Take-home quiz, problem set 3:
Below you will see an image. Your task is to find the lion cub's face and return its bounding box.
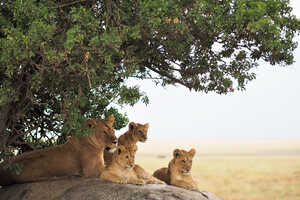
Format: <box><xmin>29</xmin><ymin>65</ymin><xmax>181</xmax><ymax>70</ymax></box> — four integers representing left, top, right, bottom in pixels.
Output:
<box><xmin>83</xmin><ymin>115</ymin><xmax>117</xmax><ymax>150</ymax></box>
<box><xmin>115</xmin><ymin>145</ymin><xmax>135</xmax><ymax>170</ymax></box>
<box><xmin>129</xmin><ymin>122</ymin><xmax>149</xmax><ymax>142</ymax></box>
<box><xmin>125</xmin><ymin>144</ymin><xmax>138</xmax><ymax>158</ymax></box>
<box><xmin>173</xmin><ymin>148</ymin><xmax>196</xmax><ymax>175</ymax></box>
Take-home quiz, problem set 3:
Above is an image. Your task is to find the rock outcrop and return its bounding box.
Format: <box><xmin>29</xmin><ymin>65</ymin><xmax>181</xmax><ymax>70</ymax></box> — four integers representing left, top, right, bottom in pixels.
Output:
<box><xmin>0</xmin><ymin>177</ymin><xmax>223</xmax><ymax>200</ymax></box>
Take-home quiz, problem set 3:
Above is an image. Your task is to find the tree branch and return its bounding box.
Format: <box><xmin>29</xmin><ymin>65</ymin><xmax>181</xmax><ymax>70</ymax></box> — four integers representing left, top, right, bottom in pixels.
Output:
<box><xmin>144</xmin><ymin>63</ymin><xmax>192</xmax><ymax>89</ymax></box>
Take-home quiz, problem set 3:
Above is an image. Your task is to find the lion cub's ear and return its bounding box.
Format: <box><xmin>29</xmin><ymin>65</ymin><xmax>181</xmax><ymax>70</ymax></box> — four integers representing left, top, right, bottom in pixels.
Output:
<box><xmin>83</xmin><ymin>118</ymin><xmax>97</xmax><ymax>129</ymax></box>
<box><xmin>189</xmin><ymin>148</ymin><xmax>196</xmax><ymax>158</ymax></box>
<box><xmin>105</xmin><ymin>115</ymin><xmax>115</xmax><ymax>127</ymax></box>
<box><xmin>144</xmin><ymin>123</ymin><xmax>149</xmax><ymax>129</ymax></box>
<box><xmin>173</xmin><ymin>149</ymin><xmax>181</xmax><ymax>158</ymax></box>
<box><xmin>129</xmin><ymin>122</ymin><xmax>137</xmax><ymax>131</ymax></box>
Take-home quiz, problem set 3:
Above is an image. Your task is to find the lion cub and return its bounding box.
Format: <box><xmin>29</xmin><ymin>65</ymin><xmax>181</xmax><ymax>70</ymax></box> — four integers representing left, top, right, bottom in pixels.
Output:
<box><xmin>100</xmin><ymin>145</ymin><xmax>145</xmax><ymax>185</ymax></box>
<box><xmin>103</xmin><ymin>122</ymin><xmax>148</xmax><ymax>165</ymax></box>
<box><xmin>153</xmin><ymin>148</ymin><xmax>199</xmax><ymax>191</ymax></box>
<box><xmin>110</xmin><ymin>122</ymin><xmax>164</xmax><ymax>184</ymax></box>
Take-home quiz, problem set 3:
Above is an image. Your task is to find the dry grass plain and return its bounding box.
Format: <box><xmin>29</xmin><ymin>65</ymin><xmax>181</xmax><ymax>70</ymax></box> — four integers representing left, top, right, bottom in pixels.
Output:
<box><xmin>135</xmin><ymin>139</ymin><xmax>300</xmax><ymax>200</ymax></box>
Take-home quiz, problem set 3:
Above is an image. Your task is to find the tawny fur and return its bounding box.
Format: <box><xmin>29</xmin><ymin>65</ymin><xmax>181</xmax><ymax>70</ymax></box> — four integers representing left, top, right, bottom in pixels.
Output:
<box><xmin>104</xmin><ymin>122</ymin><xmax>165</xmax><ymax>184</ymax></box>
<box><xmin>0</xmin><ymin>115</ymin><xmax>117</xmax><ymax>186</ymax></box>
<box><xmin>100</xmin><ymin>145</ymin><xmax>145</xmax><ymax>185</ymax></box>
<box><xmin>153</xmin><ymin>148</ymin><xmax>199</xmax><ymax>191</ymax></box>
<box><xmin>104</xmin><ymin>121</ymin><xmax>149</xmax><ymax>165</ymax></box>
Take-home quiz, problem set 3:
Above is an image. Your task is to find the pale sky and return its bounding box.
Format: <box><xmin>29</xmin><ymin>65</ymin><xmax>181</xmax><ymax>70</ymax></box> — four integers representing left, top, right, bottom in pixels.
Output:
<box><xmin>118</xmin><ymin>0</ymin><xmax>300</xmax><ymax>141</ymax></box>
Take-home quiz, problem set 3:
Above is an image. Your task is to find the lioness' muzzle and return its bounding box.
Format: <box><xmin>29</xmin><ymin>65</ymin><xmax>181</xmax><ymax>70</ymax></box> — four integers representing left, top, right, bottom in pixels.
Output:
<box><xmin>105</xmin><ymin>140</ymin><xmax>117</xmax><ymax>152</ymax></box>
<box><xmin>106</xmin><ymin>139</ymin><xmax>117</xmax><ymax>149</ymax></box>
<box><xmin>181</xmin><ymin>170</ymin><xmax>191</xmax><ymax>175</ymax></box>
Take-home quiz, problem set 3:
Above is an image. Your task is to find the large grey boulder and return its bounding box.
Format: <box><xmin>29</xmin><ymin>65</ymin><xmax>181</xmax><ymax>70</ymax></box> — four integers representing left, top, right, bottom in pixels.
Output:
<box><xmin>0</xmin><ymin>177</ymin><xmax>223</xmax><ymax>200</ymax></box>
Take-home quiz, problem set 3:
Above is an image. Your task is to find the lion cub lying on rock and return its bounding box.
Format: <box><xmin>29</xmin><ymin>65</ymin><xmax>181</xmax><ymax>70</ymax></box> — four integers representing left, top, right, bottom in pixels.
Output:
<box><xmin>153</xmin><ymin>148</ymin><xmax>199</xmax><ymax>191</ymax></box>
<box><xmin>104</xmin><ymin>122</ymin><xmax>165</xmax><ymax>184</ymax></box>
<box><xmin>100</xmin><ymin>145</ymin><xmax>145</xmax><ymax>185</ymax></box>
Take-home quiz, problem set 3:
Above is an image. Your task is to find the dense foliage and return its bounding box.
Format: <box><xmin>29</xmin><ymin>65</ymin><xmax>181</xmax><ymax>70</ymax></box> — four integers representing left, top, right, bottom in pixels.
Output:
<box><xmin>0</xmin><ymin>0</ymin><xmax>299</xmax><ymax>163</ymax></box>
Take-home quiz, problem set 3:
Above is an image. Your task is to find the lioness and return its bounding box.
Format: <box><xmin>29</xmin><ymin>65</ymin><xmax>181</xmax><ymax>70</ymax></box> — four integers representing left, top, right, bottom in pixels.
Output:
<box><xmin>0</xmin><ymin>115</ymin><xmax>117</xmax><ymax>186</ymax></box>
<box><xmin>104</xmin><ymin>122</ymin><xmax>165</xmax><ymax>184</ymax></box>
<box><xmin>153</xmin><ymin>148</ymin><xmax>199</xmax><ymax>191</ymax></box>
<box><xmin>100</xmin><ymin>145</ymin><xmax>145</xmax><ymax>185</ymax></box>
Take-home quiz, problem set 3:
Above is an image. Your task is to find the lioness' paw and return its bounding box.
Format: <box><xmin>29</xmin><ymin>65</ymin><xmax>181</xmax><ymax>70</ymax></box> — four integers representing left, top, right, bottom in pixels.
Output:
<box><xmin>156</xmin><ymin>179</ymin><xmax>166</xmax><ymax>184</ymax></box>
<box><xmin>133</xmin><ymin>179</ymin><xmax>146</xmax><ymax>185</ymax></box>
<box><xmin>147</xmin><ymin>179</ymin><xmax>166</xmax><ymax>184</ymax></box>
<box><xmin>113</xmin><ymin>179</ymin><xmax>127</xmax><ymax>184</ymax></box>
<box><xmin>119</xmin><ymin>181</ymin><xmax>127</xmax><ymax>184</ymax></box>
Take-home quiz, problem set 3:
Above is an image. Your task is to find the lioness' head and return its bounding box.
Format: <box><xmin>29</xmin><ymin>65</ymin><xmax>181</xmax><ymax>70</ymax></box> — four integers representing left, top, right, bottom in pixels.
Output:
<box><xmin>114</xmin><ymin>145</ymin><xmax>135</xmax><ymax>170</ymax></box>
<box><xmin>128</xmin><ymin>122</ymin><xmax>149</xmax><ymax>142</ymax></box>
<box><xmin>173</xmin><ymin>148</ymin><xmax>196</xmax><ymax>175</ymax></box>
<box><xmin>83</xmin><ymin>115</ymin><xmax>117</xmax><ymax>151</ymax></box>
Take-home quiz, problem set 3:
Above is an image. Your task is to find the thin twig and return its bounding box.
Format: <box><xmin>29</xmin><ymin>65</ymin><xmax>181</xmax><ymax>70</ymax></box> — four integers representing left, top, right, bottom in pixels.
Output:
<box><xmin>54</xmin><ymin>0</ymin><xmax>87</xmax><ymax>8</ymax></box>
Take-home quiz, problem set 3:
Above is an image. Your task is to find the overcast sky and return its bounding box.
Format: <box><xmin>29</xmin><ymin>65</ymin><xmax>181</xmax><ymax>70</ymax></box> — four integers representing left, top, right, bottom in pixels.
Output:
<box><xmin>118</xmin><ymin>0</ymin><xmax>300</xmax><ymax>140</ymax></box>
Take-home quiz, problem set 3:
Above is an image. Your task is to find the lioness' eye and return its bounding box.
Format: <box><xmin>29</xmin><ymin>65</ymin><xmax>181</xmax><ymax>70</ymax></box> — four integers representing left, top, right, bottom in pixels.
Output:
<box><xmin>126</xmin><ymin>155</ymin><xmax>129</xmax><ymax>159</ymax></box>
<box><xmin>182</xmin><ymin>160</ymin><xmax>186</xmax><ymax>163</ymax></box>
<box><xmin>104</xmin><ymin>131</ymin><xmax>108</xmax><ymax>135</ymax></box>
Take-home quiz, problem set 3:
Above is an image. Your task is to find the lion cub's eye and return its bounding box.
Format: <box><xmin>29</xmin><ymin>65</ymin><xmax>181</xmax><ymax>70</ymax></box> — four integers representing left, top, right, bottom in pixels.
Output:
<box><xmin>182</xmin><ymin>160</ymin><xmax>186</xmax><ymax>164</ymax></box>
<box><xmin>138</xmin><ymin>130</ymin><xmax>143</xmax><ymax>134</ymax></box>
<box><xmin>104</xmin><ymin>131</ymin><xmax>108</xmax><ymax>135</ymax></box>
<box><xmin>126</xmin><ymin>155</ymin><xmax>129</xmax><ymax>159</ymax></box>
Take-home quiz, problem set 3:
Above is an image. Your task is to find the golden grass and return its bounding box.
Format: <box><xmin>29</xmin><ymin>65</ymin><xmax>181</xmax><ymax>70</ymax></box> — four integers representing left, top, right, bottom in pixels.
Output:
<box><xmin>136</xmin><ymin>155</ymin><xmax>300</xmax><ymax>200</ymax></box>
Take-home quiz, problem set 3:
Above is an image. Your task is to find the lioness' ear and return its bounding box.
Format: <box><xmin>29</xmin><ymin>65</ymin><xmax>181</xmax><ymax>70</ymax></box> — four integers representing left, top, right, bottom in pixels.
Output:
<box><xmin>144</xmin><ymin>123</ymin><xmax>149</xmax><ymax>129</ymax></box>
<box><xmin>118</xmin><ymin>145</ymin><xmax>126</xmax><ymax>155</ymax></box>
<box><xmin>129</xmin><ymin>122</ymin><xmax>136</xmax><ymax>131</ymax></box>
<box><xmin>189</xmin><ymin>148</ymin><xmax>196</xmax><ymax>158</ymax></box>
<box><xmin>105</xmin><ymin>115</ymin><xmax>115</xmax><ymax>127</ymax></box>
<box><xmin>173</xmin><ymin>149</ymin><xmax>181</xmax><ymax>158</ymax></box>
<box><xmin>118</xmin><ymin>148</ymin><xmax>122</xmax><ymax>155</ymax></box>
<box><xmin>83</xmin><ymin>118</ymin><xmax>97</xmax><ymax>129</ymax></box>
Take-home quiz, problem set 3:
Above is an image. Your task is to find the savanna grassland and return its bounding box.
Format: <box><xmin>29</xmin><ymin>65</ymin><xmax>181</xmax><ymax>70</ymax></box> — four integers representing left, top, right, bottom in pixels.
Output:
<box><xmin>135</xmin><ymin>139</ymin><xmax>300</xmax><ymax>200</ymax></box>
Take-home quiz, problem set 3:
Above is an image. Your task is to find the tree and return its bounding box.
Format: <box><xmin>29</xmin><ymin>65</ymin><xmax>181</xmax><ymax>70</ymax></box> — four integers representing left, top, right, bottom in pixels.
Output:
<box><xmin>0</xmin><ymin>0</ymin><xmax>299</xmax><ymax>164</ymax></box>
